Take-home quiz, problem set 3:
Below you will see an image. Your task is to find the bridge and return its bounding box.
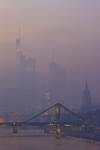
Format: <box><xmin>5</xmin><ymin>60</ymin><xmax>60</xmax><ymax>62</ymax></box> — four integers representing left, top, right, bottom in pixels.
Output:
<box><xmin>0</xmin><ymin>103</ymin><xmax>100</xmax><ymax>140</ymax></box>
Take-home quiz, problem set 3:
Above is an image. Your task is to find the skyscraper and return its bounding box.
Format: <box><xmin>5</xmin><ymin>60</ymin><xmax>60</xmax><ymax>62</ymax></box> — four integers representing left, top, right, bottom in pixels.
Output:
<box><xmin>49</xmin><ymin>62</ymin><xmax>67</xmax><ymax>104</ymax></box>
<box><xmin>81</xmin><ymin>82</ymin><xmax>92</xmax><ymax>112</ymax></box>
<box><xmin>16</xmin><ymin>34</ymin><xmax>24</xmax><ymax>75</ymax></box>
<box><xmin>15</xmin><ymin>34</ymin><xmax>38</xmax><ymax>113</ymax></box>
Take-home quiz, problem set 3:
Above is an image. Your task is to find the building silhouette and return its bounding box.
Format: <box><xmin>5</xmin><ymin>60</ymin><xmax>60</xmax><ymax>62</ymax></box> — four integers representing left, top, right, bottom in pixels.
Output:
<box><xmin>49</xmin><ymin>62</ymin><xmax>67</xmax><ymax>104</ymax></box>
<box><xmin>81</xmin><ymin>82</ymin><xmax>92</xmax><ymax>112</ymax></box>
<box><xmin>15</xmin><ymin>36</ymin><xmax>38</xmax><ymax>113</ymax></box>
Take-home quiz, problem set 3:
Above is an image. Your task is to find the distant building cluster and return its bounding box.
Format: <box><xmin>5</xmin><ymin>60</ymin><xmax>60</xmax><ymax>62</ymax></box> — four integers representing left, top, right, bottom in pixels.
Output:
<box><xmin>0</xmin><ymin>35</ymin><xmax>96</xmax><ymax>118</ymax></box>
<box><xmin>14</xmin><ymin>35</ymin><xmax>69</xmax><ymax>113</ymax></box>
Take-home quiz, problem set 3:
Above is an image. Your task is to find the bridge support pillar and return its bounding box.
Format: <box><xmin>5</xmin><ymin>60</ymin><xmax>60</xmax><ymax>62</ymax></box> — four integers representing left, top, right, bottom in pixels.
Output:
<box><xmin>55</xmin><ymin>126</ymin><xmax>62</xmax><ymax>138</ymax></box>
<box><xmin>54</xmin><ymin>104</ymin><xmax>62</xmax><ymax>138</ymax></box>
<box><xmin>12</xmin><ymin>122</ymin><xmax>18</xmax><ymax>134</ymax></box>
<box><xmin>55</xmin><ymin>103</ymin><xmax>61</xmax><ymax>122</ymax></box>
<box><xmin>44</xmin><ymin>126</ymin><xmax>50</xmax><ymax>134</ymax></box>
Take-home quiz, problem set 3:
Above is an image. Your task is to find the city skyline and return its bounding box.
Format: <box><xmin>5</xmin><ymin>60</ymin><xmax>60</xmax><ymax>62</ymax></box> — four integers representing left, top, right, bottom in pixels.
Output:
<box><xmin>0</xmin><ymin>0</ymin><xmax>100</xmax><ymax>111</ymax></box>
<box><xmin>0</xmin><ymin>1</ymin><xmax>100</xmax><ymax>149</ymax></box>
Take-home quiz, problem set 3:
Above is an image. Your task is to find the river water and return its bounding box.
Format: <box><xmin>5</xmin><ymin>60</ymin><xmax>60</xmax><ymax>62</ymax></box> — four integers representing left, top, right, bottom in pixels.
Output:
<box><xmin>0</xmin><ymin>128</ymin><xmax>100</xmax><ymax>150</ymax></box>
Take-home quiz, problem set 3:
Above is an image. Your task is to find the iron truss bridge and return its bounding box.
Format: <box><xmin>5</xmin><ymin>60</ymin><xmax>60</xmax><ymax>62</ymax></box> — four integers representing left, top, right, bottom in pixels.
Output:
<box><xmin>0</xmin><ymin>103</ymin><xmax>100</xmax><ymax>141</ymax></box>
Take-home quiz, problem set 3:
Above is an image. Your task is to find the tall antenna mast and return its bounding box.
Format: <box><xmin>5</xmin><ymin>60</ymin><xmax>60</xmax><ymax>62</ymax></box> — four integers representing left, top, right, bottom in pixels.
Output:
<box><xmin>18</xmin><ymin>26</ymin><xmax>21</xmax><ymax>40</ymax></box>
<box><xmin>51</xmin><ymin>48</ymin><xmax>56</xmax><ymax>63</ymax></box>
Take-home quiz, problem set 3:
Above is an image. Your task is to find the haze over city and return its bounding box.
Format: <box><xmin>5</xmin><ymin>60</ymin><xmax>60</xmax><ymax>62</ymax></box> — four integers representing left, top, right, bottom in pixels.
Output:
<box><xmin>0</xmin><ymin>0</ymin><xmax>100</xmax><ymax>114</ymax></box>
<box><xmin>1</xmin><ymin>1</ymin><xmax>100</xmax><ymax>150</ymax></box>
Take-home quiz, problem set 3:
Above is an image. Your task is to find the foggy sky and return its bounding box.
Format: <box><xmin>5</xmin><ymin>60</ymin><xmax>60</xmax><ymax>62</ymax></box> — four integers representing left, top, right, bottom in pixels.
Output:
<box><xmin>0</xmin><ymin>0</ymin><xmax>100</xmax><ymax>109</ymax></box>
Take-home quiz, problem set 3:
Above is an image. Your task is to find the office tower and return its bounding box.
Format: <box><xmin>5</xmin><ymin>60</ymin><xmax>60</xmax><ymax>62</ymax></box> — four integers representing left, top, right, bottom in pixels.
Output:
<box><xmin>49</xmin><ymin>62</ymin><xmax>67</xmax><ymax>104</ymax></box>
<box><xmin>81</xmin><ymin>82</ymin><xmax>92</xmax><ymax>112</ymax></box>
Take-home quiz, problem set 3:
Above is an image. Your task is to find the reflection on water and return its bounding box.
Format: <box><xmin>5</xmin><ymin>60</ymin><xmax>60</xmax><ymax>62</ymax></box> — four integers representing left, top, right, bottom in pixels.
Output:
<box><xmin>0</xmin><ymin>128</ymin><xmax>100</xmax><ymax>150</ymax></box>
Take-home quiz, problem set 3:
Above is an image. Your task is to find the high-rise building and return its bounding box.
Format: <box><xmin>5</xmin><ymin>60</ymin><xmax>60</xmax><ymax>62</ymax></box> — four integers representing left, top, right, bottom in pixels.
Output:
<box><xmin>15</xmin><ymin>35</ymin><xmax>38</xmax><ymax>113</ymax></box>
<box><xmin>2</xmin><ymin>33</ymin><xmax>39</xmax><ymax>114</ymax></box>
<box><xmin>81</xmin><ymin>82</ymin><xmax>92</xmax><ymax>112</ymax></box>
<box><xmin>49</xmin><ymin>62</ymin><xmax>67</xmax><ymax>104</ymax></box>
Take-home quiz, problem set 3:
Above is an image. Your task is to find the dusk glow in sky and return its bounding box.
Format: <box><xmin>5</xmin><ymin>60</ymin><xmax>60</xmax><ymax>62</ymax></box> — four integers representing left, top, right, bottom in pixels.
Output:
<box><xmin>0</xmin><ymin>0</ymin><xmax>100</xmax><ymax>108</ymax></box>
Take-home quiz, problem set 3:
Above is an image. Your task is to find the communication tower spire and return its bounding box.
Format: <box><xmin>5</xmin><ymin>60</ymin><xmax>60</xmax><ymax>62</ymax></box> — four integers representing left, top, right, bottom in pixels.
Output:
<box><xmin>16</xmin><ymin>26</ymin><xmax>22</xmax><ymax>53</ymax></box>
